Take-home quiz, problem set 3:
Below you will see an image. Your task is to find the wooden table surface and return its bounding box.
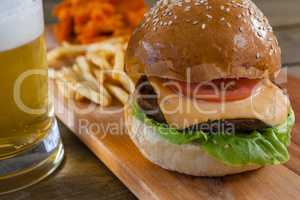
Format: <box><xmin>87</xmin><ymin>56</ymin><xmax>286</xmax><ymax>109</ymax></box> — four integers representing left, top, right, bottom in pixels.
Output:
<box><xmin>1</xmin><ymin>0</ymin><xmax>300</xmax><ymax>200</ymax></box>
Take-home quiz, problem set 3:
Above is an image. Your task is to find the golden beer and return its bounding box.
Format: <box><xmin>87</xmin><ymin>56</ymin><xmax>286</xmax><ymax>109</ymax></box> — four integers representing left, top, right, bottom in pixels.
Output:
<box><xmin>0</xmin><ymin>36</ymin><xmax>51</xmax><ymax>157</ymax></box>
<box><xmin>0</xmin><ymin>0</ymin><xmax>64</xmax><ymax>194</ymax></box>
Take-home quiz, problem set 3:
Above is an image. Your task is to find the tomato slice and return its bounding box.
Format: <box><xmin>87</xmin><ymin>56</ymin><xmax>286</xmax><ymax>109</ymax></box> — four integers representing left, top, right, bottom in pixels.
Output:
<box><xmin>166</xmin><ymin>78</ymin><xmax>261</xmax><ymax>102</ymax></box>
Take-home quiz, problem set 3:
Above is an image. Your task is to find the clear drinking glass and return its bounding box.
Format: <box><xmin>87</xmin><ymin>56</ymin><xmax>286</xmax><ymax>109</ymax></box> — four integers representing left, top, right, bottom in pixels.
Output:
<box><xmin>0</xmin><ymin>0</ymin><xmax>64</xmax><ymax>194</ymax></box>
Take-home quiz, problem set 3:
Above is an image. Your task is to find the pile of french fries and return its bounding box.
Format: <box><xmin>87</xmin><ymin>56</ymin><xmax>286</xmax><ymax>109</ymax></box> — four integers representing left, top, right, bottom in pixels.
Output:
<box><xmin>48</xmin><ymin>37</ymin><xmax>135</xmax><ymax>106</ymax></box>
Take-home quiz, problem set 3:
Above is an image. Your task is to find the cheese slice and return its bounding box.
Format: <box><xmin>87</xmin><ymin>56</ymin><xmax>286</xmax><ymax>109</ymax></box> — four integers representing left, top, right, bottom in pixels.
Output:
<box><xmin>148</xmin><ymin>77</ymin><xmax>290</xmax><ymax>129</ymax></box>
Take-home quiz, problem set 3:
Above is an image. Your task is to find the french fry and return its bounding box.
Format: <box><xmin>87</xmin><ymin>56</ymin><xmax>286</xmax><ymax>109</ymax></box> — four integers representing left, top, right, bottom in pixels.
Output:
<box><xmin>53</xmin><ymin>68</ymin><xmax>78</xmax><ymax>99</ymax></box>
<box><xmin>87</xmin><ymin>43</ymin><xmax>117</xmax><ymax>53</ymax></box>
<box><xmin>47</xmin><ymin>47</ymin><xmax>65</xmax><ymax>64</ymax></box>
<box><xmin>87</xmin><ymin>37</ymin><xmax>125</xmax><ymax>52</ymax></box>
<box><xmin>60</xmin><ymin>67</ymin><xmax>80</xmax><ymax>83</ymax></box>
<box><xmin>106</xmin><ymin>84</ymin><xmax>129</xmax><ymax>105</ymax></box>
<box><xmin>47</xmin><ymin>44</ymin><xmax>87</xmax><ymax>65</ymax></box>
<box><xmin>74</xmin><ymin>60</ymin><xmax>113</xmax><ymax>105</ymax></box>
<box><xmin>73</xmin><ymin>82</ymin><xmax>111</xmax><ymax>106</ymax></box>
<box><xmin>56</xmin><ymin>79</ymin><xmax>75</xmax><ymax>99</ymax></box>
<box><xmin>94</xmin><ymin>70</ymin><xmax>106</xmax><ymax>85</ymax></box>
<box><xmin>74</xmin><ymin>91</ymin><xmax>85</xmax><ymax>101</ymax></box>
<box><xmin>49</xmin><ymin>36</ymin><xmax>135</xmax><ymax>106</ymax></box>
<box><xmin>55</xmin><ymin>69</ymin><xmax>112</xmax><ymax>106</ymax></box>
<box><xmin>62</xmin><ymin>41</ymin><xmax>89</xmax><ymax>51</ymax></box>
<box><xmin>85</xmin><ymin>79</ymin><xmax>112</xmax><ymax>105</ymax></box>
<box><xmin>72</xmin><ymin>64</ymin><xmax>83</xmax><ymax>79</ymax></box>
<box><xmin>86</xmin><ymin>52</ymin><xmax>112</xmax><ymax>69</ymax></box>
<box><xmin>113</xmin><ymin>46</ymin><xmax>125</xmax><ymax>72</ymax></box>
<box><xmin>75</xmin><ymin>57</ymin><xmax>99</xmax><ymax>88</ymax></box>
<box><xmin>105</xmin><ymin>70</ymin><xmax>135</xmax><ymax>94</ymax></box>
<box><xmin>76</xmin><ymin>56</ymin><xmax>90</xmax><ymax>72</ymax></box>
<box><xmin>48</xmin><ymin>68</ymin><xmax>56</xmax><ymax>79</ymax></box>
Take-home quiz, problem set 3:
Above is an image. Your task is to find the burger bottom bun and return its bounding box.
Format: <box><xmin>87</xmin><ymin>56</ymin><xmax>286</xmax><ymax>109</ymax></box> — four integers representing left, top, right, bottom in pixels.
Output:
<box><xmin>124</xmin><ymin>105</ymin><xmax>261</xmax><ymax>177</ymax></box>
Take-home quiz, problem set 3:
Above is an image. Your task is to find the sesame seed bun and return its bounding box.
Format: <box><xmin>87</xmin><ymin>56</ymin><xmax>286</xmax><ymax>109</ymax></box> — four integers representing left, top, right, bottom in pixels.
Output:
<box><xmin>125</xmin><ymin>0</ymin><xmax>281</xmax><ymax>82</ymax></box>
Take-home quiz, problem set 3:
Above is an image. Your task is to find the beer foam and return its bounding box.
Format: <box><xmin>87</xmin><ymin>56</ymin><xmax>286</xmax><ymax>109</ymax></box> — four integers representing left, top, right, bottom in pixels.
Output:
<box><xmin>0</xmin><ymin>0</ymin><xmax>44</xmax><ymax>52</ymax></box>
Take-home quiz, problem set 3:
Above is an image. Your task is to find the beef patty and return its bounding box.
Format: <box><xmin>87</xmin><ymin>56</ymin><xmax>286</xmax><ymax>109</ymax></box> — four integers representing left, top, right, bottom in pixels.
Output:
<box><xmin>136</xmin><ymin>76</ymin><xmax>270</xmax><ymax>133</ymax></box>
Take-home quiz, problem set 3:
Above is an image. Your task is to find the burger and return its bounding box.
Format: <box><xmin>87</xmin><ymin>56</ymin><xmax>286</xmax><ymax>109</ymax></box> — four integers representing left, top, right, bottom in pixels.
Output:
<box><xmin>124</xmin><ymin>0</ymin><xmax>295</xmax><ymax>176</ymax></box>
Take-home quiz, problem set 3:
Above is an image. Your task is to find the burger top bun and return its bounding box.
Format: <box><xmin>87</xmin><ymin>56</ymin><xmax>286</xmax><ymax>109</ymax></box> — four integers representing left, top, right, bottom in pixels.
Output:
<box><xmin>125</xmin><ymin>0</ymin><xmax>281</xmax><ymax>82</ymax></box>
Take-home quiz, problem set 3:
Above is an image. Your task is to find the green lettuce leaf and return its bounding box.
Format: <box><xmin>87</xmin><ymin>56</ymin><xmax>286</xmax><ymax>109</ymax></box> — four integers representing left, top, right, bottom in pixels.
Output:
<box><xmin>132</xmin><ymin>104</ymin><xmax>295</xmax><ymax>166</ymax></box>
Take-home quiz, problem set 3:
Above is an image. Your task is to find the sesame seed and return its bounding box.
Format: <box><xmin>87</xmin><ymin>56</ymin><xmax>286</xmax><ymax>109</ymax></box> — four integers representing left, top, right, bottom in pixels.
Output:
<box><xmin>220</xmin><ymin>5</ymin><xmax>225</xmax><ymax>10</ymax></box>
<box><xmin>271</xmin><ymin>45</ymin><xmax>274</xmax><ymax>50</ymax></box>
<box><xmin>193</xmin><ymin>21</ymin><xmax>199</xmax><ymax>25</ymax></box>
<box><xmin>226</xmin><ymin>8</ymin><xmax>231</xmax><ymax>12</ymax></box>
<box><xmin>220</xmin><ymin>17</ymin><xmax>225</xmax><ymax>21</ymax></box>
<box><xmin>249</xmin><ymin>8</ymin><xmax>254</xmax><ymax>15</ymax></box>
<box><xmin>257</xmin><ymin>18</ymin><xmax>263</xmax><ymax>23</ymax></box>
<box><xmin>256</xmin><ymin>53</ymin><xmax>261</xmax><ymax>59</ymax></box>
<box><xmin>227</xmin><ymin>22</ymin><xmax>232</xmax><ymax>27</ymax></box>
<box><xmin>239</xmin><ymin>27</ymin><xmax>243</xmax><ymax>32</ymax></box>
<box><xmin>202</xmin><ymin>23</ymin><xmax>206</xmax><ymax>29</ymax></box>
<box><xmin>184</xmin><ymin>6</ymin><xmax>191</xmax><ymax>11</ymax></box>
<box><xmin>224</xmin><ymin>144</ymin><xmax>230</xmax><ymax>149</ymax></box>
<box><xmin>257</xmin><ymin>32</ymin><xmax>263</xmax><ymax>38</ymax></box>
<box><xmin>168</xmin><ymin>21</ymin><xmax>173</xmax><ymax>25</ymax></box>
<box><xmin>207</xmin><ymin>14</ymin><xmax>212</xmax><ymax>19</ymax></box>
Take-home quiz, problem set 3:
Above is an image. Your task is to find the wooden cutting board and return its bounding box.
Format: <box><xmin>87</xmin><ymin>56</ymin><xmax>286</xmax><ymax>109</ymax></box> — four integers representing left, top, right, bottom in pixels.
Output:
<box><xmin>47</xmin><ymin>29</ymin><xmax>300</xmax><ymax>200</ymax></box>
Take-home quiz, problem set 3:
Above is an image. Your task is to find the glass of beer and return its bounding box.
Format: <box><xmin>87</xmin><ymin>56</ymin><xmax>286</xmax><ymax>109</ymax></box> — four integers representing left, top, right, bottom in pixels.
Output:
<box><xmin>0</xmin><ymin>0</ymin><xmax>64</xmax><ymax>194</ymax></box>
